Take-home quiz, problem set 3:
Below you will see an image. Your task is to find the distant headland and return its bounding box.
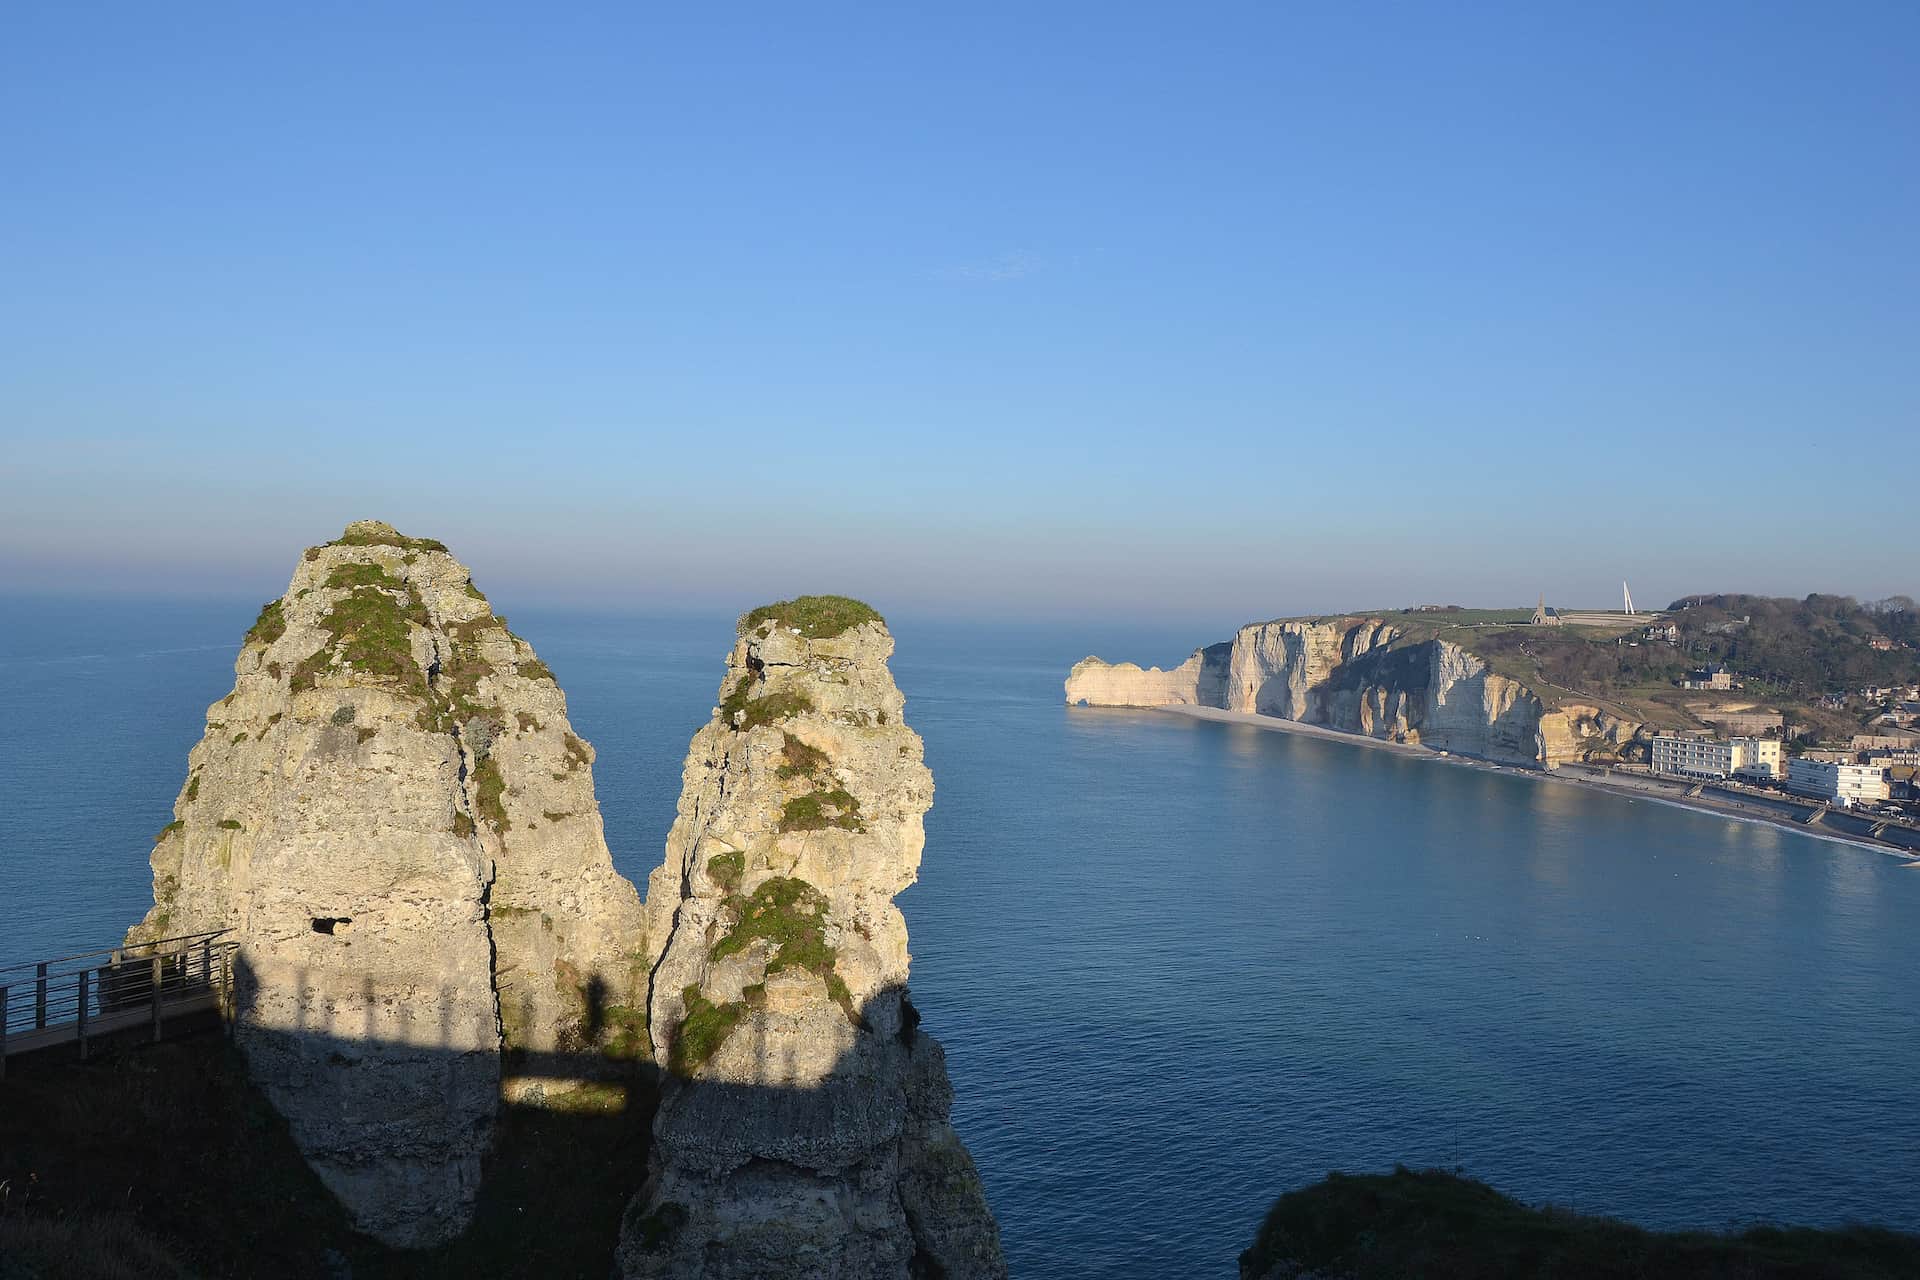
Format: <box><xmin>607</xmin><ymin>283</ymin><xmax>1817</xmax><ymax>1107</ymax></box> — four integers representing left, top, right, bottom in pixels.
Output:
<box><xmin>1067</xmin><ymin>596</ymin><xmax>1920</xmax><ymax>857</ymax></box>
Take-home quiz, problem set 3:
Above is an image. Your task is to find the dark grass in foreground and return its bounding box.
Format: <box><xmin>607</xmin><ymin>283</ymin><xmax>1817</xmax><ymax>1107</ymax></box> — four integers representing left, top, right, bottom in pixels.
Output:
<box><xmin>1241</xmin><ymin>1167</ymin><xmax>1920</xmax><ymax>1279</ymax></box>
<box><xmin>0</xmin><ymin>1033</ymin><xmax>656</xmax><ymax>1278</ymax></box>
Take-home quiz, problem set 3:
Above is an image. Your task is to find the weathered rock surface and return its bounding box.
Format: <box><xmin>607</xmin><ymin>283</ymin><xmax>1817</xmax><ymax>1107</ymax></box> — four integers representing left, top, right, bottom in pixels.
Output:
<box><xmin>126</xmin><ymin>521</ymin><xmax>645</xmax><ymax>1246</ymax></box>
<box><xmin>1067</xmin><ymin>617</ymin><xmax>1641</xmax><ymax>768</ymax></box>
<box><xmin>618</xmin><ymin>601</ymin><xmax>1004</xmax><ymax>1279</ymax></box>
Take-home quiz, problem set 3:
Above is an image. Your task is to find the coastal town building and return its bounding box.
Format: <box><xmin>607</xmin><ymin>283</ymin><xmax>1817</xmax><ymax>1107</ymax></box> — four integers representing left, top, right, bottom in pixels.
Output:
<box><xmin>1863</xmin><ymin>747</ymin><xmax>1920</xmax><ymax>767</ymax></box>
<box><xmin>1679</xmin><ymin>665</ymin><xmax>1737</xmax><ymax>691</ymax></box>
<box><xmin>1852</xmin><ymin>732</ymin><xmax>1920</xmax><ymax>751</ymax></box>
<box><xmin>1650</xmin><ymin>733</ymin><xmax>1782</xmax><ymax>781</ymax></box>
<box><xmin>1702</xmin><ymin>710</ymin><xmax>1784</xmax><ymax>736</ymax></box>
<box><xmin>1531</xmin><ymin>595</ymin><xmax>1561</xmax><ymax>626</ymax></box>
<box><xmin>1785</xmin><ymin>758</ymin><xmax>1891</xmax><ymax>808</ymax></box>
<box><xmin>1799</xmin><ymin>748</ymin><xmax>1858</xmax><ymax>764</ymax></box>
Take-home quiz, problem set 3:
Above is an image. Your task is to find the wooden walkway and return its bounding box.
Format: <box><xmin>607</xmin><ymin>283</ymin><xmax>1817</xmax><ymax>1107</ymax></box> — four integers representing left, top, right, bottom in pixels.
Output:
<box><xmin>0</xmin><ymin>930</ymin><xmax>236</xmax><ymax>1076</ymax></box>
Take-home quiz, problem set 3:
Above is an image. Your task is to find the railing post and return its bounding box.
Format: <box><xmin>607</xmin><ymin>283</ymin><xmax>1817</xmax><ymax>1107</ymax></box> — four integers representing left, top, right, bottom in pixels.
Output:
<box><xmin>202</xmin><ymin>938</ymin><xmax>213</xmax><ymax>988</ymax></box>
<box><xmin>77</xmin><ymin>969</ymin><xmax>90</xmax><ymax>1061</ymax></box>
<box><xmin>151</xmin><ymin>954</ymin><xmax>164</xmax><ymax>1042</ymax></box>
<box><xmin>35</xmin><ymin>962</ymin><xmax>47</xmax><ymax>1029</ymax></box>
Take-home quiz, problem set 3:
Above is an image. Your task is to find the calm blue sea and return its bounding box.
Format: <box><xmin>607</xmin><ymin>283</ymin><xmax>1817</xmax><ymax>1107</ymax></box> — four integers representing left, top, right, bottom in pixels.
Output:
<box><xmin>4</xmin><ymin>596</ymin><xmax>1919</xmax><ymax>1275</ymax></box>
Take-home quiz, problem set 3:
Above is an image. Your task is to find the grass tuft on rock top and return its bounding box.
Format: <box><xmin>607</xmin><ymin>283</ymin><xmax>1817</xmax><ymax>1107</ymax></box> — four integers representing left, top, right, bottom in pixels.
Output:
<box><xmin>329</xmin><ymin>523</ymin><xmax>448</xmax><ymax>553</ymax></box>
<box><xmin>670</xmin><ymin>985</ymin><xmax>747</xmax><ymax>1076</ymax></box>
<box><xmin>244</xmin><ymin>599</ymin><xmax>286</xmax><ymax>648</ymax></box>
<box><xmin>1239</xmin><ymin>1166</ymin><xmax>1920</xmax><ymax>1280</ymax></box>
<box><xmin>738</xmin><ymin>595</ymin><xmax>882</xmax><ymax>640</ymax></box>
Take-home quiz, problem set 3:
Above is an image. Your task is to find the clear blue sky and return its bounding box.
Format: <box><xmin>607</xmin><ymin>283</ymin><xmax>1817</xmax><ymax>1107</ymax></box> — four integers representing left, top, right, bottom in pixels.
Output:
<box><xmin>2</xmin><ymin>2</ymin><xmax>1913</xmax><ymax>624</ymax></box>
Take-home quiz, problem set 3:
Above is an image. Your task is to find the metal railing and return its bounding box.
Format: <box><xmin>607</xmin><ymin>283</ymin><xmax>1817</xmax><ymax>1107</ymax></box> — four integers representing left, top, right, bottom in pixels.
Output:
<box><xmin>0</xmin><ymin>929</ymin><xmax>236</xmax><ymax>1075</ymax></box>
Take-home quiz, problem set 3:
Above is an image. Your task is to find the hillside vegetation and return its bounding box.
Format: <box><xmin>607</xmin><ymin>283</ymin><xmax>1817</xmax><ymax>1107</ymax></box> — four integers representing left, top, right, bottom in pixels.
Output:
<box><xmin>1241</xmin><ymin>1167</ymin><xmax>1920</xmax><ymax>1279</ymax></box>
<box><xmin>1354</xmin><ymin>595</ymin><xmax>1918</xmax><ymax>737</ymax></box>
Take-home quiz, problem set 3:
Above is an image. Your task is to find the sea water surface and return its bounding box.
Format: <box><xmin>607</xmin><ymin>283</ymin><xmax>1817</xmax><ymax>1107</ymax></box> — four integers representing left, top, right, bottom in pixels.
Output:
<box><xmin>4</xmin><ymin>597</ymin><xmax>1919</xmax><ymax>1276</ymax></box>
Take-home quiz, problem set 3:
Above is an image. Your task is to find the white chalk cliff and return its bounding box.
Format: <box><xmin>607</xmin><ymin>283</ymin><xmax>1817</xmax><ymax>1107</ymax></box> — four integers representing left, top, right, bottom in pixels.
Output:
<box><xmin>1067</xmin><ymin>617</ymin><xmax>1639</xmax><ymax>768</ymax></box>
<box><xmin>618</xmin><ymin>600</ymin><xmax>1004</xmax><ymax>1279</ymax></box>
<box><xmin>125</xmin><ymin>521</ymin><xmax>646</xmax><ymax>1246</ymax></box>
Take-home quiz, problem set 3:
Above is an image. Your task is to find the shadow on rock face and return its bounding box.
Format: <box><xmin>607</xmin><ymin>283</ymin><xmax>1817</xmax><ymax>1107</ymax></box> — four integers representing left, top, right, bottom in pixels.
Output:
<box><xmin>616</xmin><ymin>981</ymin><xmax>1005</xmax><ymax>1280</ymax></box>
<box><xmin>3</xmin><ymin>956</ymin><xmax>998</xmax><ymax>1277</ymax></box>
<box><xmin>0</xmin><ymin>999</ymin><xmax>656</xmax><ymax>1279</ymax></box>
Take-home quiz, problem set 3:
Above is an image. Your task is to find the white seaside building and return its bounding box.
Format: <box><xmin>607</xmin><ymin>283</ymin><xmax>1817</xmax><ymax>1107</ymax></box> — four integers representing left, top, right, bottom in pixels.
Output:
<box><xmin>1650</xmin><ymin>733</ymin><xmax>1782</xmax><ymax>781</ymax></box>
<box><xmin>1785</xmin><ymin>758</ymin><xmax>1891</xmax><ymax>808</ymax></box>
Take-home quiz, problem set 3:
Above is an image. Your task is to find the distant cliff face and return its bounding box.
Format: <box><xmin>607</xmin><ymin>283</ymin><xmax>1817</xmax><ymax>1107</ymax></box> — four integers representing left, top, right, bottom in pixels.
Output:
<box><xmin>1064</xmin><ymin>641</ymin><xmax>1231</xmax><ymax>707</ymax></box>
<box><xmin>619</xmin><ymin>599</ymin><xmax>1004</xmax><ymax>1279</ymax></box>
<box><xmin>126</xmin><ymin>520</ymin><xmax>645</xmax><ymax>1247</ymax></box>
<box><xmin>1067</xmin><ymin>617</ymin><xmax>1639</xmax><ymax>769</ymax></box>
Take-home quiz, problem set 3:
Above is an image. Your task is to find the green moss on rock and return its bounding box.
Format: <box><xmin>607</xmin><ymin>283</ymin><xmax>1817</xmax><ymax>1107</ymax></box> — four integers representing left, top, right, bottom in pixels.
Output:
<box><xmin>669</xmin><ymin>986</ymin><xmax>746</xmax><ymax>1076</ymax></box>
<box><xmin>563</xmin><ymin>732</ymin><xmax>593</xmax><ymax>771</ymax></box>
<box><xmin>600</xmin><ymin>1004</ymin><xmax>649</xmax><ymax>1061</ymax></box>
<box><xmin>778</xmin><ymin>787</ymin><xmax>863</xmax><ymax>833</ymax></box>
<box><xmin>710</xmin><ymin>877</ymin><xmax>836</xmax><ymax>976</ymax></box>
<box><xmin>474</xmin><ymin>755</ymin><xmax>509</xmax><ymax>830</ymax></box>
<box><xmin>775</xmin><ymin>731</ymin><xmax>829</xmax><ymax>779</ymax></box>
<box><xmin>706</xmin><ymin>850</ymin><xmax>745</xmax><ymax>893</ymax></box>
<box><xmin>717</xmin><ymin>678</ymin><xmax>815</xmax><ymax>732</ymax></box>
<box><xmin>324</xmin><ymin>562</ymin><xmax>403</xmax><ymax>590</ymax></box>
<box><xmin>244</xmin><ymin>599</ymin><xmax>286</xmax><ymax>648</ymax></box>
<box><xmin>291</xmin><ymin>584</ymin><xmax>427</xmax><ymax>694</ymax></box>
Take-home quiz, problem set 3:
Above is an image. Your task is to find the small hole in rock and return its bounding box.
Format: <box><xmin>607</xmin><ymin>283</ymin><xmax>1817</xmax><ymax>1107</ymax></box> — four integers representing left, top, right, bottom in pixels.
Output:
<box><xmin>311</xmin><ymin>916</ymin><xmax>352</xmax><ymax>935</ymax></box>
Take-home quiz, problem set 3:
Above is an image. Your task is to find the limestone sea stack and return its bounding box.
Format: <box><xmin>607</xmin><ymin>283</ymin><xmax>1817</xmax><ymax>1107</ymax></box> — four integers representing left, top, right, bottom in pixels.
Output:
<box><xmin>126</xmin><ymin>520</ymin><xmax>646</xmax><ymax>1246</ymax></box>
<box><xmin>1067</xmin><ymin>616</ymin><xmax>1641</xmax><ymax>768</ymax></box>
<box><xmin>618</xmin><ymin>598</ymin><xmax>1004</xmax><ymax>1279</ymax></box>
